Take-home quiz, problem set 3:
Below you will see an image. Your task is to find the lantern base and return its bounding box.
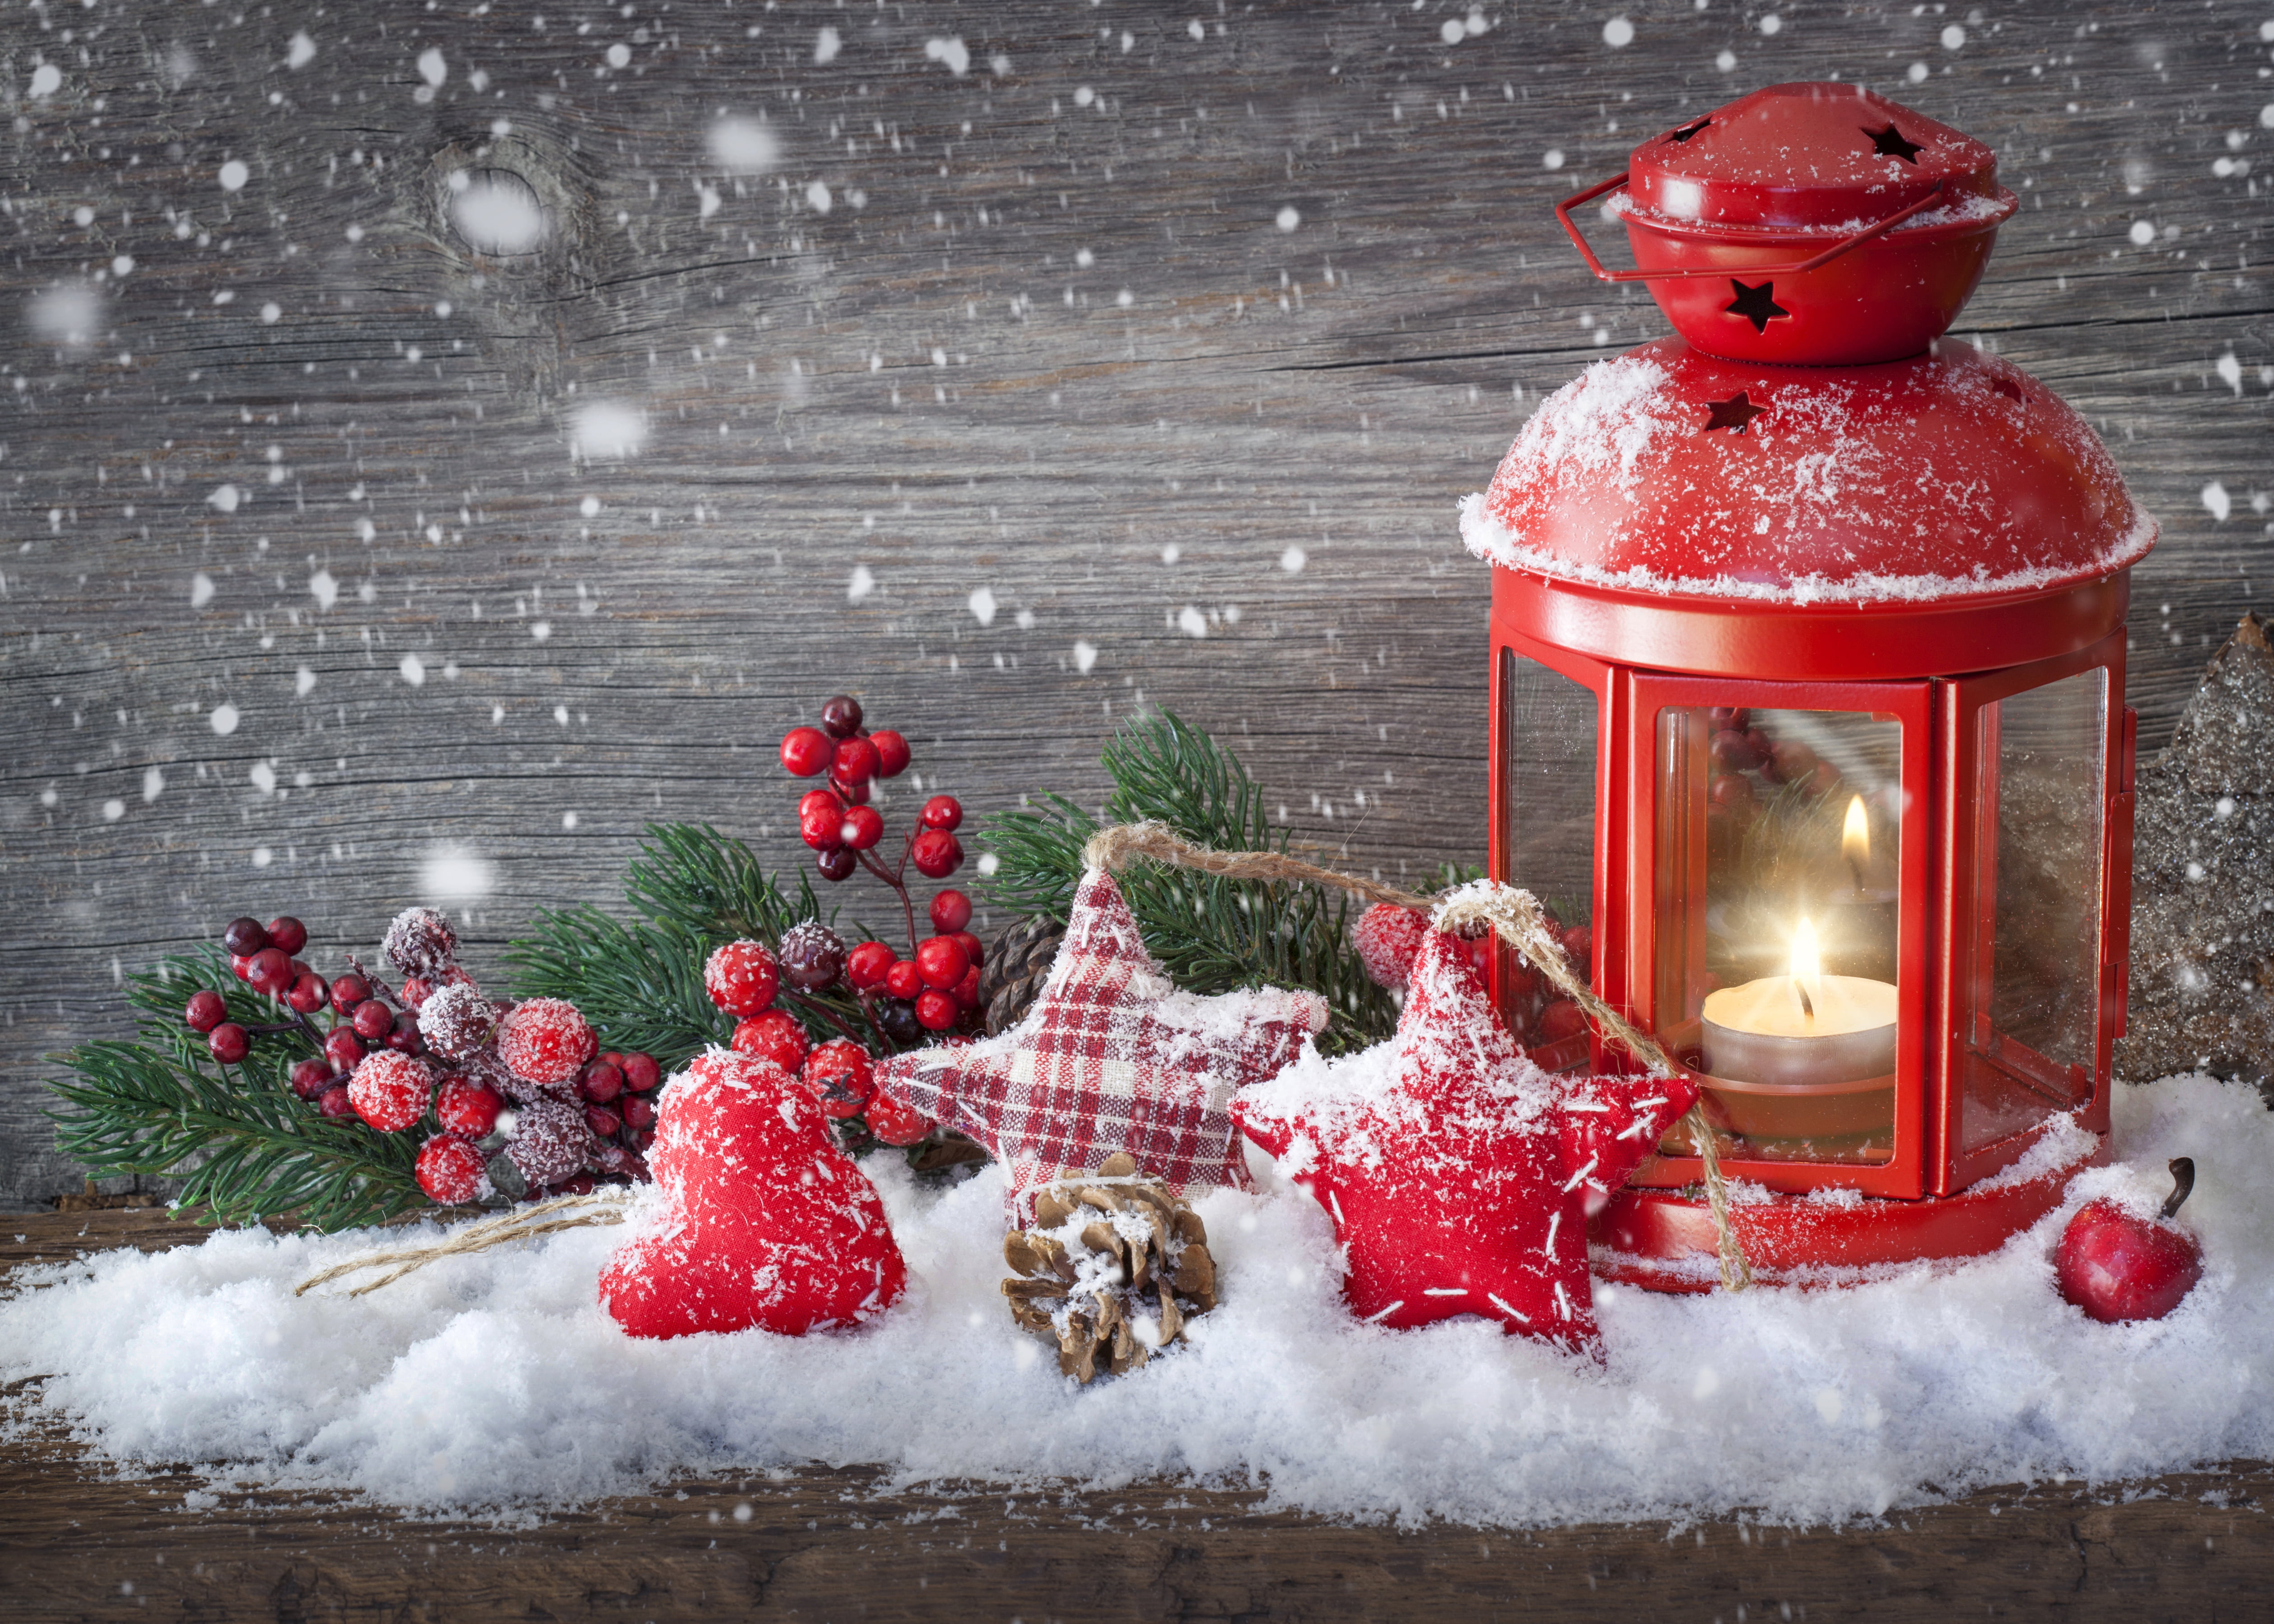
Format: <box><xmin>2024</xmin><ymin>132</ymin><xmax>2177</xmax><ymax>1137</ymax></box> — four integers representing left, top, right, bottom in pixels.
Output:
<box><xmin>1588</xmin><ymin>1137</ymin><xmax>2105</xmax><ymax>1292</ymax></box>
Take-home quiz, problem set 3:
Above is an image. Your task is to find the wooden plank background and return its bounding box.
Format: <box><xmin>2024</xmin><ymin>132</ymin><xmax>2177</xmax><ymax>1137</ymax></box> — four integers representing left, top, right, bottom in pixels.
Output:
<box><xmin>3</xmin><ymin>0</ymin><xmax>2270</xmax><ymax>1206</ymax></box>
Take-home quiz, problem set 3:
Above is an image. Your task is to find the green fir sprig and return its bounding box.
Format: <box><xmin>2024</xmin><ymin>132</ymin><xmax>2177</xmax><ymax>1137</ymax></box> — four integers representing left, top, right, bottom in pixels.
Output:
<box><xmin>981</xmin><ymin>712</ymin><xmax>1403</xmax><ymax>1055</ymax></box>
<box><xmin>46</xmin><ymin>948</ymin><xmax>424</xmax><ymax>1230</ymax></box>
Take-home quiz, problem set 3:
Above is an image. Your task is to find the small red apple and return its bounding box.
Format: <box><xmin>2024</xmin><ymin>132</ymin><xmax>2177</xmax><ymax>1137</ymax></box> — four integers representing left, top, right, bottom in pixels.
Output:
<box><xmin>2054</xmin><ymin>1158</ymin><xmax>2205</xmax><ymax>1324</ymax></box>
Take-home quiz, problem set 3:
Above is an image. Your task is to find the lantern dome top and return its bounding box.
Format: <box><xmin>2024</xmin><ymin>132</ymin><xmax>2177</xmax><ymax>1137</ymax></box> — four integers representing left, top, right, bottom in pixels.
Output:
<box><xmin>1461</xmin><ymin>337</ymin><xmax>2155</xmax><ymax>609</ymax></box>
<box><xmin>1623</xmin><ymin>82</ymin><xmax>2002</xmax><ymax>235</ymax></box>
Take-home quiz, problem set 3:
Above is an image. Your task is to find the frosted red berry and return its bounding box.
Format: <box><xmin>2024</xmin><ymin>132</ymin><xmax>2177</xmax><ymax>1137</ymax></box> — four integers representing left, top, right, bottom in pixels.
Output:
<box><xmin>419</xmin><ymin>981</ymin><xmax>498</xmax><ymax>1062</ymax></box>
<box><xmin>265</xmin><ymin>916</ymin><xmax>309</xmax><ymax>956</ymax></box>
<box><xmin>732</xmin><ymin>1009</ymin><xmax>810</xmax><ymax>1072</ymax></box>
<box><xmin>383</xmin><ymin>906</ymin><xmax>459</xmax><ymax>976</ymax></box>
<box><xmin>503</xmin><ymin>1094</ymin><xmax>593</xmax><ymax>1188</ymax></box>
<box><xmin>833</xmin><ymin>735</ymin><xmax>881</xmax><ymax>785</ymax></box>
<box><xmin>846</xmin><ymin>940</ymin><xmax>896</xmax><ymax>992</ymax></box>
<box><xmin>497</xmin><ymin>997</ymin><xmax>597</xmax><ymax>1086</ymax></box>
<box><xmin>777</xmin><ymin>922</ymin><xmax>846</xmax><ymax>992</ymax></box>
<box><xmin>286</xmin><ymin>972</ymin><xmax>330</xmax><ymax>1015</ymax></box>
<box><xmin>416</xmin><ymin>1135</ymin><xmax>487</xmax><ymax>1204</ymax></box>
<box><xmin>207</xmin><ymin>1023</ymin><xmax>251</xmax><ymax>1064</ymax></box>
<box><xmin>324</xmin><ymin>1026</ymin><xmax>366</xmax><ymax>1071</ymax></box>
<box><xmin>185</xmin><ymin>989</ymin><xmax>229</xmax><ymax>1033</ymax></box>
<box><xmin>929</xmin><ymin>889</ymin><xmax>973</xmax><ymax>934</ymax></box>
<box><xmin>841</xmin><ymin>804</ymin><xmax>884</xmax><ymax>850</ymax></box>
<box><xmin>869</xmin><ymin>730</ymin><xmax>910</xmax><ymax>778</ymax></box>
<box><xmin>864</xmin><ymin>1089</ymin><xmax>934</xmax><ymax>1147</ymax></box>
<box><xmin>919</xmin><ymin>794</ymin><xmax>963</xmax><ymax>832</ymax></box>
<box><xmin>780</xmin><ymin>725</ymin><xmax>833</xmax><ymax>777</ymax></box>
<box><xmin>348</xmin><ymin>1050</ymin><xmax>435</xmax><ymax>1133</ymax></box>
<box><xmin>705</xmin><ymin>939</ymin><xmax>782</xmax><ymax>1018</ymax></box>
<box><xmin>816</xmin><ymin>847</ymin><xmax>858</xmax><ymax>882</ymax></box>
<box><xmin>1352</xmin><ymin>904</ymin><xmax>1430</xmax><ymax>992</ymax></box>
<box><xmin>819</xmin><ymin>694</ymin><xmax>863</xmax><ymax>738</ymax></box>
<box><xmin>909</xmin><ymin>829</ymin><xmax>963</xmax><ymax>879</ymax></box>
<box><xmin>915</xmin><ymin>935</ymin><xmax>970</xmax><ymax>992</ymax></box>
<box><xmin>435</xmin><ymin>1076</ymin><xmax>504</xmax><ymax>1136</ymax></box>
<box><xmin>620</xmin><ymin>1052</ymin><xmax>661</xmax><ymax>1092</ymax></box>
<box><xmin>351</xmin><ymin>998</ymin><xmax>395</xmax><ymax>1041</ymax></box>
<box><xmin>914</xmin><ymin>989</ymin><xmax>959</xmax><ymax>1031</ymax></box>
<box><xmin>883</xmin><ymin>958</ymin><xmax>922</xmax><ymax>1001</ymax></box>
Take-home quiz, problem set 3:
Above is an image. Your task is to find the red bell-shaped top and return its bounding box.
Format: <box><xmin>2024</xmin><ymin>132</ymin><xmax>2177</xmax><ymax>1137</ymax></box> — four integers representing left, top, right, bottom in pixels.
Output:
<box><xmin>1586</xmin><ymin>83</ymin><xmax>2019</xmax><ymax>365</ymax></box>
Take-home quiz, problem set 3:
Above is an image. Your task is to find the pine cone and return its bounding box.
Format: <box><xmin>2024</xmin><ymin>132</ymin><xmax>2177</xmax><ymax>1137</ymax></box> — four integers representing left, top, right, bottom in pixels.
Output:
<box><xmin>1000</xmin><ymin>1151</ymin><xmax>1217</xmax><ymax>1384</ymax></box>
<box><xmin>979</xmin><ymin>914</ymin><xmax>1065</xmax><ymax>1036</ymax></box>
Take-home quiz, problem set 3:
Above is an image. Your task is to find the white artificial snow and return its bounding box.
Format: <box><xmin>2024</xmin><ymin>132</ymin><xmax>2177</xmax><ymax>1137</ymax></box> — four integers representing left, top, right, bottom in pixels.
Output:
<box><xmin>4</xmin><ymin>1075</ymin><xmax>2266</xmax><ymax>1528</ymax></box>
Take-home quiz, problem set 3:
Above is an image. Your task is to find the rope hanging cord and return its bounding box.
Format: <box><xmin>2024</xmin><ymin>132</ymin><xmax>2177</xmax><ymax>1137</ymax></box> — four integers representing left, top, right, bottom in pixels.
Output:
<box><xmin>293</xmin><ymin>1190</ymin><xmax>631</xmax><ymax>1299</ymax></box>
<box><xmin>1082</xmin><ymin>821</ymin><xmax>1752</xmax><ymax>1292</ymax></box>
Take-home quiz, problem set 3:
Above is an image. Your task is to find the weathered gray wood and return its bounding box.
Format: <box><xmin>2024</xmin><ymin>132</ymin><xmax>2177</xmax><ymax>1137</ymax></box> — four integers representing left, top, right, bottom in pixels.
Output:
<box><xmin>5</xmin><ymin>1211</ymin><xmax>2271</xmax><ymax>1621</ymax></box>
<box><xmin>4</xmin><ymin>1</ymin><xmax>2271</xmax><ymax>1204</ymax></box>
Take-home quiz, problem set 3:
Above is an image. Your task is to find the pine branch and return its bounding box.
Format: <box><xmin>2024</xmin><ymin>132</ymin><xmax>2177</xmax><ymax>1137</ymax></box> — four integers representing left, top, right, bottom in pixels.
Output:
<box><xmin>981</xmin><ymin>713</ymin><xmax>1404</xmax><ymax>1054</ymax></box>
<box><xmin>45</xmin><ymin>949</ymin><xmax>424</xmax><ymax>1231</ymax></box>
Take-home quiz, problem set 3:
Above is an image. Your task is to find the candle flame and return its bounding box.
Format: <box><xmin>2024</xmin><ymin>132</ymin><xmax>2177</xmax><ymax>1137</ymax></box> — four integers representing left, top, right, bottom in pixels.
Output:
<box><xmin>1841</xmin><ymin>794</ymin><xmax>1870</xmax><ymax>868</ymax></box>
<box><xmin>1790</xmin><ymin>917</ymin><xmax>1822</xmax><ymax>981</ymax></box>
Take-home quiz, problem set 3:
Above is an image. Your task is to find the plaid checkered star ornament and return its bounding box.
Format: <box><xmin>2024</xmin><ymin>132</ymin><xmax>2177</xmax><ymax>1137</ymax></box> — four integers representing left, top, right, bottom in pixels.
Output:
<box><xmin>873</xmin><ymin>868</ymin><xmax>1329</xmax><ymax>1224</ymax></box>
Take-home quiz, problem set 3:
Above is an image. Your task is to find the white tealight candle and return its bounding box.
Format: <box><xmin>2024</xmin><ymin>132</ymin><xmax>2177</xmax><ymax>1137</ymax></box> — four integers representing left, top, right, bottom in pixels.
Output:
<box><xmin>1700</xmin><ymin>919</ymin><xmax>1898</xmax><ymax>1088</ymax></box>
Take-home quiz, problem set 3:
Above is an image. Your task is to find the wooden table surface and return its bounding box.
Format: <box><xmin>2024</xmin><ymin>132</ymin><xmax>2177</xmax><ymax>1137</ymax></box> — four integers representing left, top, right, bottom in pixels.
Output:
<box><xmin>5</xmin><ymin>0</ymin><xmax>2271</xmax><ymax>1205</ymax></box>
<box><xmin>2</xmin><ymin>1209</ymin><xmax>2268</xmax><ymax>1622</ymax></box>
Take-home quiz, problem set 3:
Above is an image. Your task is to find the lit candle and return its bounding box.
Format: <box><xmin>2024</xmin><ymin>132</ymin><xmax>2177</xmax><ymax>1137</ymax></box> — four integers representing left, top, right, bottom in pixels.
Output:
<box><xmin>1700</xmin><ymin>918</ymin><xmax>1897</xmax><ymax>1088</ymax></box>
<box><xmin>1824</xmin><ymin>793</ymin><xmax>1899</xmax><ymax>983</ymax></box>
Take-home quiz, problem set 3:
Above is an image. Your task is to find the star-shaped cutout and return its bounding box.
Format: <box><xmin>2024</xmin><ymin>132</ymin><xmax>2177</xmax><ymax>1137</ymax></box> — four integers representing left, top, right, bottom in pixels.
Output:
<box><xmin>1725</xmin><ymin>279</ymin><xmax>1790</xmax><ymax>335</ymax></box>
<box><xmin>1232</xmin><ymin>930</ymin><xmax>1697</xmax><ymax>1354</ymax></box>
<box><xmin>1865</xmin><ymin>123</ymin><xmax>1924</xmax><ymax>164</ymax></box>
<box><xmin>874</xmin><ymin>869</ymin><xmax>1328</xmax><ymax>1226</ymax></box>
<box><xmin>1701</xmin><ymin>391</ymin><xmax>1766</xmax><ymax>435</ymax></box>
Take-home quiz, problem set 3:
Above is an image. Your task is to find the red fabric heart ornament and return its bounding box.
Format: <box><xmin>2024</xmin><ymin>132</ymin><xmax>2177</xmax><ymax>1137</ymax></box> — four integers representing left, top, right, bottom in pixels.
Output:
<box><xmin>600</xmin><ymin>1048</ymin><xmax>907</xmax><ymax>1338</ymax></box>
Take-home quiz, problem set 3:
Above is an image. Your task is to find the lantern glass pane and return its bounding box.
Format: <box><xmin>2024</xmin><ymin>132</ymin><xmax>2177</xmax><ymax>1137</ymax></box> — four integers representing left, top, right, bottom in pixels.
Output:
<box><xmin>1498</xmin><ymin>648</ymin><xmax>1597</xmax><ymax>1072</ymax></box>
<box><xmin>1654</xmin><ymin>704</ymin><xmax>1902</xmax><ymax>1165</ymax></box>
<box><xmin>1958</xmin><ymin>667</ymin><xmax>2106</xmax><ymax>1155</ymax></box>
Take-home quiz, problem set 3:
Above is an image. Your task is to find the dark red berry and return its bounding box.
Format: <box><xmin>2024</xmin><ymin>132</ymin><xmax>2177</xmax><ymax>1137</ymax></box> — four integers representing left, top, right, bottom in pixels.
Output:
<box><xmin>584</xmin><ymin>1104</ymin><xmax>623</xmax><ymax>1139</ymax></box>
<box><xmin>185</xmin><ymin>989</ymin><xmax>229</xmax><ymax>1033</ymax></box>
<box><xmin>833</xmin><ymin>735</ymin><xmax>881</xmax><ymax>785</ymax></box>
<box><xmin>816</xmin><ymin>846</ymin><xmax>858</xmax><ymax>882</ymax></box>
<box><xmin>950</xmin><ymin>929</ymin><xmax>984</xmax><ymax>968</ymax></box>
<box><xmin>951</xmin><ymin>965</ymin><xmax>983</xmax><ymax>1011</ymax></box>
<box><xmin>594</xmin><ymin>1141</ymin><xmax>637</xmax><ymax>1175</ymax></box>
<box><xmin>801</xmin><ymin>802</ymin><xmax>845</xmax><ymax>851</ymax></box>
<box><xmin>914</xmin><ymin>990</ymin><xmax>958</xmax><ymax>1031</ymax></box>
<box><xmin>579</xmin><ymin>1060</ymin><xmax>625</xmax><ymax>1104</ymax></box>
<box><xmin>247</xmin><ymin>947</ymin><xmax>294</xmax><ymax>995</ymax></box>
<box><xmin>351</xmin><ymin>999</ymin><xmax>395</xmax><ymax>1041</ymax></box>
<box><xmin>386</xmin><ymin>1011</ymin><xmax>426</xmax><ymax>1054</ymax></box>
<box><xmin>797</xmin><ymin>788</ymin><xmax>843</xmax><ymax>822</ymax></box>
<box><xmin>819</xmin><ymin>694</ymin><xmax>863</xmax><ymax>738</ymax></box>
<box><xmin>265</xmin><ymin>916</ymin><xmax>309</xmax><ymax>956</ymax></box>
<box><xmin>289</xmin><ymin>1057</ymin><xmax>335</xmax><ymax>1099</ymax></box>
<box><xmin>325</xmin><ymin>1026</ymin><xmax>366</xmax><ymax>1070</ymax></box>
<box><xmin>846</xmin><ymin>940</ymin><xmax>896</xmax><ymax>992</ymax></box>
<box><xmin>777</xmin><ymin>922</ymin><xmax>846</xmax><ymax>993</ymax></box>
<box><xmin>780</xmin><ymin>725</ymin><xmax>833</xmax><ymax>777</ymax></box>
<box><xmin>620</xmin><ymin>1053</ymin><xmax>661</xmax><ymax>1092</ymax></box>
<box><xmin>929</xmin><ymin>889</ymin><xmax>973</xmax><ymax>934</ymax></box>
<box><xmin>1709</xmin><ymin>730</ymin><xmax>1765</xmax><ymax>774</ymax></box>
<box><xmin>883</xmin><ymin>959</ymin><xmax>922</xmax><ymax>1001</ymax></box>
<box><xmin>910</xmin><ymin>829</ymin><xmax>963</xmax><ymax>879</ymax></box>
<box><xmin>286</xmin><ymin>972</ymin><xmax>330</xmax><ymax>1015</ymax></box>
<box><xmin>874</xmin><ymin>998</ymin><xmax>923</xmax><ymax>1047</ymax></box>
<box><xmin>222</xmin><ymin>917</ymin><xmax>269</xmax><ymax>957</ymax></box>
<box><xmin>919</xmin><ymin>794</ymin><xmax>963</xmax><ymax>832</ymax></box>
<box><xmin>207</xmin><ymin>1023</ymin><xmax>251</xmax><ymax>1064</ymax></box>
<box><xmin>841</xmin><ymin>804</ymin><xmax>884</xmax><ymax>850</ymax></box>
<box><xmin>869</xmin><ymin>730</ymin><xmax>911</xmax><ymax>778</ymax></box>
<box><xmin>317</xmin><ymin>1083</ymin><xmax>355</xmax><ymax>1118</ymax></box>
<box><xmin>329</xmin><ymin>973</ymin><xmax>371</xmax><ymax>1013</ymax></box>
<box><xmin>621</xmin><ymin>1093</ymin><xmax>657</xmax><ymax>1130</ymax></box>
<box><xmin>915</xmin><ymin>935</ymin><xmax>970</xmax><ymax>992</ymax></box>
<box><xmin>230</xmin><ymin>953</ymin><xmax>255</xmax><ymax>982</ymax></box>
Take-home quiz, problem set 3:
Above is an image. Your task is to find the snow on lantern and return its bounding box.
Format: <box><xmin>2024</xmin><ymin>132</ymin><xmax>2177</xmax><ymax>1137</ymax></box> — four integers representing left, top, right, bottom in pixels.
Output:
<box><xmin>1469</xmin><ymin>83</ymin><xmax>2155</xmax><ymax>1284</ymax></box>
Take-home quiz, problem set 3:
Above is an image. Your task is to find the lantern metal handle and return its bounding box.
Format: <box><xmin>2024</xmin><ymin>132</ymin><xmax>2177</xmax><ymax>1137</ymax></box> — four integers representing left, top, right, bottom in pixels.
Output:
<box><xmin>1554</xmin><ymin>173</ymin><xmax>1948</xmax><ymax>283</ymax></box>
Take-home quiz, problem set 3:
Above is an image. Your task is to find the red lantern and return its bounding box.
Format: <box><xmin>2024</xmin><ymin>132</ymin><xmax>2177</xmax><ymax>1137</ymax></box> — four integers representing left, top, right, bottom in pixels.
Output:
<box><xmin>1476</xmin><ymin>83</ymin><xmax>2152</xmax><ymax>1286</ymax></box>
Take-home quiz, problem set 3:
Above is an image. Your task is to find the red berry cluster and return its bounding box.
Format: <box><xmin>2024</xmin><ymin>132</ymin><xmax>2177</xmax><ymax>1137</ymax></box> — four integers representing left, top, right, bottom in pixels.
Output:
<box><xmin>180</xmin><ymin>907</ymin><xmax>661</xmax><ymax>1209</ymax></box>
<box><xmin>779</xmin><ymin>692</ymin><xmax>965</xmax><ymax>903</ymax></box>
<box><xmin>1702</xmin><ymin>703</ymin><xmax>1848</xmax><ymax>857</ymax></box>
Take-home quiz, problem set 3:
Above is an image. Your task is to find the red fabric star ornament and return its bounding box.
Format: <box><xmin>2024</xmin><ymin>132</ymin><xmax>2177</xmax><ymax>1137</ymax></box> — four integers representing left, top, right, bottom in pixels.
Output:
<box><xmin>874</xmin><ymin>868</ymin><xmax>1329</xmax><ymax>1225</ymax></box>
<box><xmin>1233</xmin><ymin>928</ymin><xmax>1697</xmax><ymax>1355</ymax></box>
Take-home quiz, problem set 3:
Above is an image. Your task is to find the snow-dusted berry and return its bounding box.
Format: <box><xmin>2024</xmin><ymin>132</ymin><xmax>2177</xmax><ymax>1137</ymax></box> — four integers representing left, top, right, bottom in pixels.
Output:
<box><xmin>383</xmin><ymin>906</ymin><xmax>459</xmax><ymax>976</ymax></box>
<box><xmin>776</xmin><ymin>921</ymin><xmax>846</xmax><ymax>992</ymax></box>
<box><xmin>348</xmin><ymin>1050</ymin><xmax>435</xmax><ymax>1134</ymax></box>
<box><xmin>864</xmin><ymin>1088</ymin><xmax>933</xmax><ymax>1147</ymax></box>
<box><xmin>497</xmin><ymin>997</ymin><xmax>596</xmax><ymax>1086</ymax></box>
<box><xmin>703</xmin><ymin>939</ymin><xmax>780</xmax><ymax>1018</ymax></box>
<box><xmin>801</xmin><ymin>1039</ymin><xmax>875</xmax><ymax>1118</ymax></box>
<box><xmin>1353</xmin><ymin>904</ymin><xmax>1430</xmax><ymax>992</ymax></box>
<box><xmin>732</xmin><ymin>1009</ymin><xmax>810</xmax><ymax>1072</ymax></box>
<box><xmin>503</xmin><ymin>1094</ymin><xmax>594</xmax><ymax>1187</ymax></box>
<box><xmin>419</xmin><ymin>981</ymin><xmax>497</xmax><ymax>1062</ymax></box>
<box><xmin>416</xmin><ymin>1135</ymin><xmax>488</xmax><ymax>1204</ymax></box>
